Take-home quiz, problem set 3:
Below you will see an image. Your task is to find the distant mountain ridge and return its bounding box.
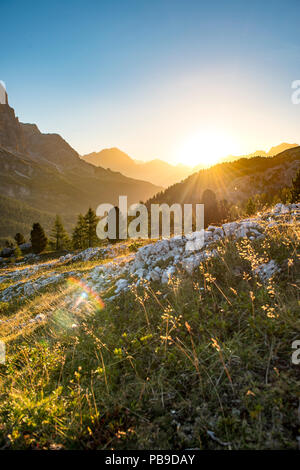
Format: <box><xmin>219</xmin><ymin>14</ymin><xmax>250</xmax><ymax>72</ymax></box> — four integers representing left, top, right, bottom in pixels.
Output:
<box><xmin>82</xmin><ymin>148</ymin><xmax>193</xmax><ymax>187</ymax></box>
<box><xmin>221</xmin><ymin>142</ymin><xmax>298</xmax><ymax>164</ymax></box>
<box><xmin>83</xmin><ymin>143</ymin><xmax>299</xmax><ymax>187</ymax></box>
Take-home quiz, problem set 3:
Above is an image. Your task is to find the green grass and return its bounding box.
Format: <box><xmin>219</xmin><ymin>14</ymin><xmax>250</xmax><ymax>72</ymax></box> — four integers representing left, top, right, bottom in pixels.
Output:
<box><xmin>0</xmin><ymin>222</ymin><xmax>299</xmax><ymax>449</ymax></box>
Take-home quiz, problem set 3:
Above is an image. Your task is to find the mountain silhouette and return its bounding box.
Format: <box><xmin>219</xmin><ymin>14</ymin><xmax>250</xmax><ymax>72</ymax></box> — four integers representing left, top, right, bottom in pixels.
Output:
<box><xmin>82</xmin><ymin>148</ymin><xmax>193</xmax><ymax>187</ymax></box>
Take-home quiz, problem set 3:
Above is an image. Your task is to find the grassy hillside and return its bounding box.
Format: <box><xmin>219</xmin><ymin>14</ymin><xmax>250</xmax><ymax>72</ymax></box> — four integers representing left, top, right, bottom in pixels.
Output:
<box><xmin>0</xmin><ymin>206</ymin><xmax>299</xmax><ymax>449</ymax></box>
<box><xmin>0</xmin><ymin>194</ymin><xmax>75</xmax><ymax>242</ymax></box>
<box><xmin>0</xmin><ymin>146</ymin><xmax>161</xmax><ymax>221</ymax></box>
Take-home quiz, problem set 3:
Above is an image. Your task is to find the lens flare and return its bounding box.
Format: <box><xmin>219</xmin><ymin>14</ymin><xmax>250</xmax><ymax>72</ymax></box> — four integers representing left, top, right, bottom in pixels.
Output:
<box><xmin>67</xmin><ymin>277</ymin><xmax>105</xmax><ymax>310</ymax></box>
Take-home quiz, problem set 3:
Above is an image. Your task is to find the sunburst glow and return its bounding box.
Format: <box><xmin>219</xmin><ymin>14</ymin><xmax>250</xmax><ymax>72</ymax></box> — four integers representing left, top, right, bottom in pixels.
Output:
<box><xmin>176</xmin><ymin>130</ymin><xmax>239</xmax><ymax>167</ymax></box>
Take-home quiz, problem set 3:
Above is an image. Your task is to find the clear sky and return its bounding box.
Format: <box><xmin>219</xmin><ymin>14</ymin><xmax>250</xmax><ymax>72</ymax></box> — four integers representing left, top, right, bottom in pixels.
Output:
<box><xmin>2</xmin><ymin>0</ymin><xmax>300</xmax><ymax>165</ymax></box>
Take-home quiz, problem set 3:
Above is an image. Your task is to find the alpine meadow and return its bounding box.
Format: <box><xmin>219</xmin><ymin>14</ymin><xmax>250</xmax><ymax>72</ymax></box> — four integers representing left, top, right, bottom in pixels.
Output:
<box><xmin>0</xmin><ymin>0</ymin><xmax>300</xmax><ymax>456</ymax></box>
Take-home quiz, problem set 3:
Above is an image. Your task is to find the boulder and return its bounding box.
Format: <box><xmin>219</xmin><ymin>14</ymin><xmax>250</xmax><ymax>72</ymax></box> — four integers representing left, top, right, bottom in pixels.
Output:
<box><xmin>115</xmin><ymin>278</ymin><xmax>129</xmax><ymax>293</ymax></box>
<box><xmin>254</xmin><ymin>260</ymin><xmax>279</xmax><ymax>282</ymax></box>
<box><xmin>1</xmin><ymin>247</ymin><xmax>13</xmax><ymax>258</ymax></box>
<box><xmin>19</xmin><ymin>242</ymin><xmax>32</xmax><ymax>253</ymax></box>
<box><xmin>149</xmin><ymin>270</ymin><xmax>161</xmax><ymax>282</ymax></box>
<box><xmin>222</xmin><ymin>222</ymin><xmax>238</xmax><ymax>236</ymax></box>
<box><xmin>235</xmin><ymin>225</ymin><xmax>248</xmax><ymax>239</ymax></box>
<box><xmin>161</xmin><ymin>266</ymin><xmax>176</xmax><ymax>284</ymax></box>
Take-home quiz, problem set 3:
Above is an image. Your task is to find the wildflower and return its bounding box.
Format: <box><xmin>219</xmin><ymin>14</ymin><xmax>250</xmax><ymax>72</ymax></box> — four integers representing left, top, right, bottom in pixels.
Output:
<box><xmin>160</xmin><ymin>335</ymin><xmax>172</xmax><ymax>342</ymax></box>
<box><xmin>204</xmin><ymin>273</ymin><xmax>216</xmax><ymax>283</ymax></box>
<box><xmin>140</xmin><ymin>334</ymin><xmax>153</xmax><ymax>342</ymax></box>
<box><xmin>249</xmin><ymin>291</ymin><xmax>255</xmax><ymax>302</ymax></box>
<box><xmin>211</xmin><ymin>337</ymin><xmax>221</xmax><ymax>352</ymax></box>
<box><xmin>262</xmin><ymin>304</ymin><xmax>278</xmax><ymax>318</ymax></box>
<box><xmin>113</xmin><ymin>348</ymin><xmax>122</xmax><ymax>356</ymax></box>
<box><xmin>266</xmin><ymin>281</ymin><xmax>276</xmax><ymax>298</ymax></box>
<box><xmin>243</xmin><ymin>272</ymin><xmax>252</xmax><ymax>281</ymax></box>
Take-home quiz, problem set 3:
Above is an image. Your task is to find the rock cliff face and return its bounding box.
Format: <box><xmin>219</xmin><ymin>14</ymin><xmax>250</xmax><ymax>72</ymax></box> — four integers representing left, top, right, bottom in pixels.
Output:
<box><xmin>0</xmin><ymin>99</ymin><xmax>86</xmax><ymax>170</ymax></box>
<box><xmin>0</xmin><ymin>104</ymin><xmax>26</xmax><ymax>154</ymax></box>
<box><xmin>20</xmin><ymin>122</ymin><xmax>84</xmax><ymax>171</ymax></box>
<box><xmin>0</xmin><ymin>82</ymin><xmax>8</xmax><ymax>105</ymax></box>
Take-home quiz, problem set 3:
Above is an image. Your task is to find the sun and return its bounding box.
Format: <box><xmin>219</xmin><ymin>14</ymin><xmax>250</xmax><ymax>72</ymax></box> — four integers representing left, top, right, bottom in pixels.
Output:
<box><xmin>176</xmin><ymin>130</ymin><xmax>238</xmax><ymax>167</ymax></box>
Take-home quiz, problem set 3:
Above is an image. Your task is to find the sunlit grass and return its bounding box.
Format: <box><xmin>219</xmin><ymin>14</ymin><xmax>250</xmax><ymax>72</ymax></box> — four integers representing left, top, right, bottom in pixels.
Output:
<box><xmin>0</xmin><ymin>220</ymin><xmax>299</xmax><ymax>449</ymax></box>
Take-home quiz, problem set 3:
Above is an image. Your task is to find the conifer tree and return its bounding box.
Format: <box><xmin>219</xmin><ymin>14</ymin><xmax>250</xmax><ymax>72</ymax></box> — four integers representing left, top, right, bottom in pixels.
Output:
<box><xmin>107</xmin><ymin>206</ymin><xmax>121</xmax><ymax>244</ymax></box>
<box><xmin>14</xmin><ymin>233</ymin><xmax>25</xmax><ymax>246</ymax></box>
<box><xmin>279</xmin><ymin>187</ymin><xmax>292</xmax><ymax>204</ymax></box>
<box><xmin>30</xmin><ymin>223</ymin><xmax>48</xmax><ymax>254</ymax></box>
<box><xmin>14</xmin><ymin>244</ymin><xmax>22</xmax><ymax>259</ymax></box>
<box><xmin>5</xmin><ymin>239</ymin><xmax>14</xmax><ymax>249</ymax></box>
<box><xmin>202</xmin><ymin>189</ymin><xmax>220</xmax><ymax>227</ymax></box>
<box><xmin>245</xmin><ymin>197</ymin><xmax>256</xmax><ymax>216</ymax></box>
<box><xmin>291</xmin><ymin>169</ymin><xmax>300</xmax><ymax>203</ymax></box>
<box><xmin>219</xmin><ymin>199</ymin><xmax>230</xmax><ymax>222</ymax></box>
<box><xmin>72</xmin><ymin>214</ymin><xmax>87</xmax><ymax>249</ymax></box>
<box><xmin>84</xmin><ymin>208</ymin><xmax>98</xmax><ymax>247</ymax></box>
<box><xmin>51</xmin><ymin>215</ymin><xmax>69</xmax><ymax>251</ymax></box>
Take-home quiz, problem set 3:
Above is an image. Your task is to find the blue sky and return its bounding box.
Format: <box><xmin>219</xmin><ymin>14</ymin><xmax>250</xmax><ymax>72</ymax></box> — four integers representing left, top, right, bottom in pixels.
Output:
<box><xmin>2</xmin><ymin>0</ymin><xmax>300</xmax><ymax>164</ymax></box>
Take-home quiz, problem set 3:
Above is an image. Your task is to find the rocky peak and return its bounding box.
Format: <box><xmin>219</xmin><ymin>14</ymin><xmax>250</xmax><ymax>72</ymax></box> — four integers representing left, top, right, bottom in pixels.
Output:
<box><xmin>0</xmin><ymin>102</ymin><xmax>26</xmax><ymax>154</ymax></box>
<box><xmin>21</xmin><ymin>123</ymin><xmax>40</xmax><ymax>137</ymax></box>
<box><xmin>0</xmin><ymin>81</ymin><xmax>8</xmax><ymax>105</ymax></box>
<box><xmin>0</xmin><ymin>97</ymin><xmax>80</xmax><ymax>170</ymax></box>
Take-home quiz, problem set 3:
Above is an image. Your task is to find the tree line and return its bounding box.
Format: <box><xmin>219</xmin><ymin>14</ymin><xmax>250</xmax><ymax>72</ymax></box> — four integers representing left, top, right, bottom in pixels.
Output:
<box><xmin>5</xmin><ymin>207</ymin><xmax>100</xmax><ymax>255</ymax></box>
<box><xmin>6</xmin><ymin>169</ymin><xmax>300</xmax><ymax>256</ymax></box>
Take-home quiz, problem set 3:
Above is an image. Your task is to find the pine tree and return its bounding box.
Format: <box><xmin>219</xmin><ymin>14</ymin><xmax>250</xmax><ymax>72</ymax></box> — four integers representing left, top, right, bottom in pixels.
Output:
<box><xmin>291</xmin><ymin>169</ymin><xmax>300</xmax><ymax>203</ymax></box>
<box><xmin>107</xmin><ymin>206</ymin><xmax>124</xmax><ymax>244</ymax></box>
<box><xmin>14</xmin><ymin>244</ymin><xmax>22</xmax><ymax>259</ymax></box>
<box><xmin>30</xmin><ymin>223</ymin><xmax>48</xmax><ymax>254</ymax></box>
<box><xmin>72</xmin><ymin>214</ymin><xmax>87</xmax><ymax>250</ymax></box>
<box><xmin>14</xmin><ymin>232</ymin><xmax>25</xmax><ymax>246</ymax></box>
<box><xmin>279</xmin><ymin>187</ymin><xmax>292</xmax><ymax>204</ymax></box>
<box><xmin>84</xmin><ymin>208</ymin><xmax>98</xmax><ymax>248</ymax></box>
<box><xmin>245</xmin><ymin>197</ymin><xmax>256</xmax><ymax>216</ymax></box>
<box><xmin>202</xmin><ymin>189</ymin><xmax>220</xmax><ymax>227</ymax></box>
<box><xmin>5</xmin><ymin>239</ymin><xmax>14</xmax><ymax>249</ymax></box>
<box><xmin>51</xmin><ymin>215</ymin><xmax>69</xmax><ymax>251</ymax></box>
<box><xmin>219</xmin><ymin>199</ymin><xmax>230</xmax><ymax>222</ymax></box>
